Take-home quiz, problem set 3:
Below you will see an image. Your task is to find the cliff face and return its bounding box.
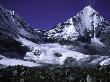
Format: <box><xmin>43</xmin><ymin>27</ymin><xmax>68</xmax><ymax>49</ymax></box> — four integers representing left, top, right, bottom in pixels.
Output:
<box><xmin>0</xmin><ymin>5</ymin><xmax>44</xmax><ymax>58</ymax></box>
<box><xmin>0</xmin><ymin>5</ymin><xmax>44</xmax><ymax>43</ymax></box>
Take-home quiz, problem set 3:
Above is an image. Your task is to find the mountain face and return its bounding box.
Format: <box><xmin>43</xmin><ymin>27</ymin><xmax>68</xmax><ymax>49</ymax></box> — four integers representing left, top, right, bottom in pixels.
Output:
<box><xmin>0</xmin><ymin>5</ymin><xmax>43</xmax><ymax>42</ymax></box>
<box><xmin>46</xmin><ymin>6</ymin><xmax>105</xmax><ymax>41</ymax></box>
<box><xmin>0</xmin><ymin>5</ymin><xmax>110</xmax><ymax>67</ymax></box>
<box><xmin>45</xmin><ymin>6</ymin><xmax>110</xmax><ymax>55</ymax></box>
<box><xmin>0</xmin><ymin>5</ymin><xmax>44</xmax><ymax>58</ymax></box>
<box><xmin>45</xmin><ymin>6</ymin><xmax>109</xmax><ymax>44</ymax></box>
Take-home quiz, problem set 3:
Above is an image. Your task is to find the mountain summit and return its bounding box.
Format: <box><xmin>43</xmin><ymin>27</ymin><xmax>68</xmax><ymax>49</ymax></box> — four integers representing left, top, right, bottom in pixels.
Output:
<box><xmin>46</xmin><ymin>6</ymin><xmax>105</xmax><ymax>42</ymax></box>
<box><xmin>45</xmin><ymin>5</ymin><xmax>110</xmax><ymax>56</ymax></box>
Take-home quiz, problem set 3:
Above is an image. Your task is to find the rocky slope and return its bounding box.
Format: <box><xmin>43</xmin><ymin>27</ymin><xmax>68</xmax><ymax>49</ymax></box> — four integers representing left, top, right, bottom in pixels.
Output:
<box><xmin>0</xmin><ymin>5</ymin><xmax>43</xmax><ymax>43</ymax></box>
<box><xmin>0</xmin><ymin>5</ymin><xmax>44</xmax><ymax>58</ymax></box>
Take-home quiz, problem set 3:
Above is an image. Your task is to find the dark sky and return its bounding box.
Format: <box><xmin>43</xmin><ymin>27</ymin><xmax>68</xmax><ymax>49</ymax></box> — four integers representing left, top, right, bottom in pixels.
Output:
<box><xmin>0</xmin><ymin>0</ymin><xmax>110</xmax><ymax>30</ymax></box>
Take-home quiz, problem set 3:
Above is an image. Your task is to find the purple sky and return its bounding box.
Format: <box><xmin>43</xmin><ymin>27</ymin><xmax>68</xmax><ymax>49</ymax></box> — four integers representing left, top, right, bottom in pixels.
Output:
<box><xmin>0</xmin><ymin>0</ymin><xmax>110</xmax><ymax>30</ymax></box>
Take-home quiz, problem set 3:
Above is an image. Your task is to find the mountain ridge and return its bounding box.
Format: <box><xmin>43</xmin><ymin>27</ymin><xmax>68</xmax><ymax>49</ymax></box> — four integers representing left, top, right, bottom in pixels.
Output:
<box><xmin>45</xmin><ymin>6</ymin><xmax>105</xmax><ymax>41</ymax></box>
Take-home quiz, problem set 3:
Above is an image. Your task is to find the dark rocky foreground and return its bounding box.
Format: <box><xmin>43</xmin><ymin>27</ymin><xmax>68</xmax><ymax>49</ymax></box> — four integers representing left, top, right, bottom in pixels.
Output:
<box><xmin>0</xmin><ymin>65</ymin><xmax>110</xmax><ymax>82</ymax></box>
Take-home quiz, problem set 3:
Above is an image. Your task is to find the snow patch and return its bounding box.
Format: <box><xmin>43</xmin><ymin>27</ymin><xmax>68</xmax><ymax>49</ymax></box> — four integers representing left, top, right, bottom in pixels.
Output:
<box><xmin>91</xmin><ymin>37</ymin><xmax>105</xmax><ymax>46</ymax></box>
<box><xmin>0</xmin><ymin>55</ymin><xmax>40</xmax><ymax>67</ymax></box>
<box><xmin>100</xmin><ymin>58</ymin><xmax>110</xmax><ymax>65</ymax></box>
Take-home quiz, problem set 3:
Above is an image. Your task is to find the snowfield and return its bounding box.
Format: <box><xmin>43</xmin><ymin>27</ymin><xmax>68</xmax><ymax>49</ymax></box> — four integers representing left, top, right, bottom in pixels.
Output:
<box><xmin>0</xmin><ymin>55</ymin><xmax>40</xmax><ymax>67</ymax></box>
<box><xmin>0</xmin><ymin>37</ymin><xmax>109</xmax><ymax>67</ymax></box>
<box><xmin>19</xmin><ymin>37</ymin><xmax>89</xmax><ymax>65</ymax></box>
<box><xmin>0</xmin><ymin>35</ymin><xmax>109</xmax><ymax>67</ymax></box>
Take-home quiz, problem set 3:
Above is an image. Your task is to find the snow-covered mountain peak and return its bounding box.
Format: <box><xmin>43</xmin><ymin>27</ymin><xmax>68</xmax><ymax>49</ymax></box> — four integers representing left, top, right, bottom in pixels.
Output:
<box><xmin>75</xmin><ymin>6</ymin><xmax>102</xmax><ymax>28</ymax></box>
<box><xmin>83</xmin><ymin>6</ymin><xmax>96</xmax><ymax>14</ymax></box>
<box><xmin>46</xmin><ymin>6</ymin><xmax>101</xmax><ymax>41</ymax></box>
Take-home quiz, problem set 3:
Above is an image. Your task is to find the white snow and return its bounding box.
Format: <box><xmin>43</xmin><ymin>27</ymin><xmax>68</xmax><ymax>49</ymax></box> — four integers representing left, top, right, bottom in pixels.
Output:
<box><xmin>0</xmin><ymin>55</ymin><xmax>40</xmax><ymax>67</ymax></box>
<box><xmin>10</xmin><ymin>11</ymin><xmax>15</xmax><ymax>15</ymax></box>
<box><xmin>16</xmin><ymin>37</ymin><xmax>110</xmax><ymax>66</ymax></box>
<box><xmin>17</xmin><ymin>37</ymin><xmax>89</xmax><ymax>65</ymax></box>
<box><xmin>7</xmin><ymin>10</ymin><xmax>16</xmax><ymax>21</ymax></box>
<box><xmin>46</xmin><ymin>18</ymin><xmax>79</xmax><ymax>41</ymax></box>
<box><xmin>91</xmin><ymin>37</ymin><xmax>105</xmax><ymax>46</ymax></box>
<box><xmin>0</xmin><ymin>37</ymin><xmax>110</xmax><ymax>67</ymax></box>
<box><xmin>90</xmin><ymin>56</ymin><xmax>109</xmax><ymax>64</ymax></box>
<box><xmin>76</xmin><ymin>6</ymin><xmax>103</xmax><ymax>32</ymax></box>
<box><xmin>100</xmin><ymin>58</ymin><xmax>110</xmax><ymax>65</ymax></box>
<box><xmin>64</xmin><ymin>18</ymin><xmax>75</xmax><ymax>34</ymax></box>
<box><xmin>81</xmin><ymin>6</ymin><xmax>96</xmax><ymax>29</ymax></box>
